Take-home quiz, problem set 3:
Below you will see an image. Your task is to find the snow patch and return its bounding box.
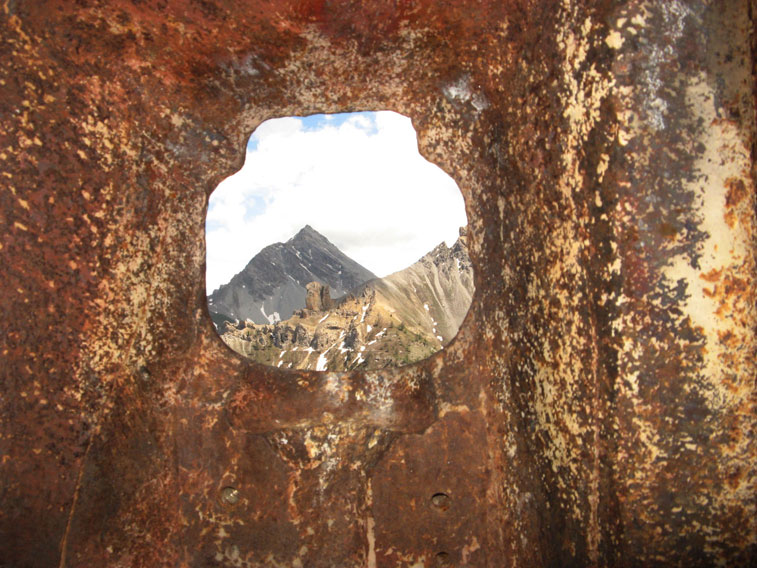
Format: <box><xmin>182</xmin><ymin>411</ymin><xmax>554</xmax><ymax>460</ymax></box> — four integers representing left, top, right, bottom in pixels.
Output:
<box><xmin>318</xmin><ymin>313</ymin><xmax>330</xmax><ymax>324</ymax></box>
<box><xmin>316</xmin><ymin>341</ymin><xmax>338</xmax><ymax>371</ymax></box>
<box><xmin>315</xmin><ymin>352</ymin><xmax>328</xmax><ymax>371</ymax></box>
<box><xmin>260</xmin><ymin>304</ymin><xmax>280</xmax><ymax>324</ymax></box>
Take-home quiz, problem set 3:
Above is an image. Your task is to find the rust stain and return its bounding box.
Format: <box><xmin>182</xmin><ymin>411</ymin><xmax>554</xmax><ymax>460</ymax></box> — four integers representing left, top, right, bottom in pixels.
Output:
<box><xmin>0</xmin><ymin>0</ymin><xmax>755</xmax><ymax>567</ymax></box>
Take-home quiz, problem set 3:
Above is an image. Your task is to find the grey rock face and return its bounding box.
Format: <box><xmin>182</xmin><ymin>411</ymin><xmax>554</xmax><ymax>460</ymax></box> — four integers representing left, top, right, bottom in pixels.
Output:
<box><xmin>208</xmin><ymin>225</ymin><xmax>376</xmax><ymax>324</ymax></box>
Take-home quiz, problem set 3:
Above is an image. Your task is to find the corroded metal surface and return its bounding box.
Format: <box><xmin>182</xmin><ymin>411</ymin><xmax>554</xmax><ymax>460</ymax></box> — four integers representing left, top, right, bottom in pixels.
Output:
<box><xmin>0</xmin><ymin>1</ymin><xmax>754</xmax><ymax>566</ymax></box>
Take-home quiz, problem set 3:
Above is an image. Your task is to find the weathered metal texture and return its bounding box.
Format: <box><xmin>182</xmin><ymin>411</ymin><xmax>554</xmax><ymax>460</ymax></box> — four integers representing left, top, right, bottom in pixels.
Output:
<box><xmin>0</xmin><ymin>1</ymin><xmax>754</xmax><ymax>566</ymax></box>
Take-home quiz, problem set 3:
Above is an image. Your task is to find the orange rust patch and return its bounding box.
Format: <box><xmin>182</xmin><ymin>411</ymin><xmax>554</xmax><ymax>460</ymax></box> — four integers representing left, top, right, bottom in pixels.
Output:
<box><xmin>725</xmin><ymin>177</ymin><xmax>747</xmax><ymax>208</ymax></box>
<box><xmin>700</xmin><ymin>268</ymin><xmax>724</xmax><ymax>283</ymax></box>
<box><xmin>724</xmin><ymin>177</ymin><xmax>750</xmax><ymax>228</ymax></box>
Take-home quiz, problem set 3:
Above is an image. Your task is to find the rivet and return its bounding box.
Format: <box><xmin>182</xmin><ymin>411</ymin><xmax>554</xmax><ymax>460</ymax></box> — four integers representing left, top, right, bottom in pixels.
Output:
<box><xmin>434</xmin><ymin>551</ymin><xmax>451</xmax><ymax>566</ymax></box>
<box><xmin>430</xmin><ymin>492</ymin><xmax>451</xmax><ymax>512</ymax></box>
<box><xmin>220</xmin><ymin>486</ymin><xmax>240</xmax><ymax>505</ymax></box>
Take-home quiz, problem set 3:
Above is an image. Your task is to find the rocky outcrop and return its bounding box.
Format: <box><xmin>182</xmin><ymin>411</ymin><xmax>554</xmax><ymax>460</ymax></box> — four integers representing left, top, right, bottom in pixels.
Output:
<box><xmin>222</xmin><ymin>287</ymin><xmax>440</xmax><ymax>371</ymax></box>
<box><xmin>304</xmin><ymin>281</ymin><xmax>333</xmax><ymax>311</ymax></box>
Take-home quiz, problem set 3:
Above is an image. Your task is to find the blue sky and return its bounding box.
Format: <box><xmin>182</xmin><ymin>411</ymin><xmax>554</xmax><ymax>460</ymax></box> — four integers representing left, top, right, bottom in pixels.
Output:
<box><xmin>206</xmin><ymin>111</ymin><xmax>467</xmax><ymax>293</ymax></box>
<box><xmin>246</xmin><ymin>112</ymin><xmax>377</xmax><ymax>152</ymax></box>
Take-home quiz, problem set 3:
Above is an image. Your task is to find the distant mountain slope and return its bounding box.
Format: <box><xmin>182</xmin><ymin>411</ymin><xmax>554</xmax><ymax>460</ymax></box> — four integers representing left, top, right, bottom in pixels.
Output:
<box><xmin>208</xmin><ymin>225</ymin><xmax>376</xmax><ymax>325</ymax></box>
<box><xmin>220</xmin><ymin>228</ymin><xmax>474</xmax><ymax>371</ymax></box>
<box><xmin>369</xmin><ymin>228</ymin><xmax>473</xmax><ymax>347</ymax></box>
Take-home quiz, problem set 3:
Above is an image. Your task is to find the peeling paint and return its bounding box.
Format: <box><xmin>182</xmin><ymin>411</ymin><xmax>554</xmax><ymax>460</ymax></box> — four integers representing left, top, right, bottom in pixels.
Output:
<box><xmin>0</xmin><ymin>1</ymin><xmax>754</xmax><ymax>567</ymax></box>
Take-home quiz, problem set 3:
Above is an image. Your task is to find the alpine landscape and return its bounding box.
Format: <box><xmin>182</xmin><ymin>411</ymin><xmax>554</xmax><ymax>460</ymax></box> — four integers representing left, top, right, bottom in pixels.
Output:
<box><xmin>208</xmin><ymin>226</ymin><xmax>474</xmax><ymax>371</ymax></box>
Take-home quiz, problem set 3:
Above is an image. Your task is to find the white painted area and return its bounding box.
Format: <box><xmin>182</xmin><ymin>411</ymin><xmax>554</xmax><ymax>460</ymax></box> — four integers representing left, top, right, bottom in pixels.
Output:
<box><xmin>659</xmin><ymin>74</ymin><xmax>756</xmax><ymax>384</ymax></box>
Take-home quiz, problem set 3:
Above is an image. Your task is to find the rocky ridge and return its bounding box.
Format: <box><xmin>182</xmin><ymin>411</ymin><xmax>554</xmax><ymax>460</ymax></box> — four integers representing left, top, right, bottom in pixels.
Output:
<box><xmin>220</xmin><ymin>228</ymin><xmax>473</xmax><ymax>370</ymax></box>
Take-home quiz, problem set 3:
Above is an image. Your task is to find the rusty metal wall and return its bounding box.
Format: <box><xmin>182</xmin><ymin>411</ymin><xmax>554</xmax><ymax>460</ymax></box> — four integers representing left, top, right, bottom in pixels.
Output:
<box><xmin>0</xmin><ymin>1</ymin><xmax>754</xmax><ymax>566</ymax></box>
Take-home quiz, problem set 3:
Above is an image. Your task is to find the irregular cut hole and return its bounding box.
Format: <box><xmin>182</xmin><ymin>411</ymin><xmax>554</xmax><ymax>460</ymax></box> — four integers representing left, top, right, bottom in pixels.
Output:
<box><xmin>434</xmin><ymin>551</ymin><xmax>451</xmax><ymax>566</ymax></box>
<box><xmin>220</xmin><ymin>486</ymin><xmax>239</xmax><ymax>505</ymax></box>
<box><xmin>430</xmin><ymin>492</ymin><xmax>451</xmax><ymax>511</ymax></box>
<box><xmin>206</xmin><ymin>111</ymin><xmax>473</xmax><ymax>371</ymax></box>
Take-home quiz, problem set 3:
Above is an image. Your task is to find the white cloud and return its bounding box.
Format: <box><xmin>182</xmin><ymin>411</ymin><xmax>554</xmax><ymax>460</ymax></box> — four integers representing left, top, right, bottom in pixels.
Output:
<box><xmin>206</xmin><ymin>111</ymin><xmax>467</xmax><ymax>293</ymax></box>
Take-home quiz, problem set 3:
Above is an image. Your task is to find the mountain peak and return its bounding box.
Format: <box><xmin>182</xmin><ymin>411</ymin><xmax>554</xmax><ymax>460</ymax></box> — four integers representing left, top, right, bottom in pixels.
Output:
<box><xmin>289</xmin><ymin>224</ymin><xmax>327</xmax><ymax>244</ymax></box>
<box><xmin>208</xmin><ymin>225</ymin><xmax>376</xmax><ymax>325</ymax></box>
<box><xmin>296</xmin><ymin>224</ymin><xmax>318</xmax><ymax>236</ymax></box>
